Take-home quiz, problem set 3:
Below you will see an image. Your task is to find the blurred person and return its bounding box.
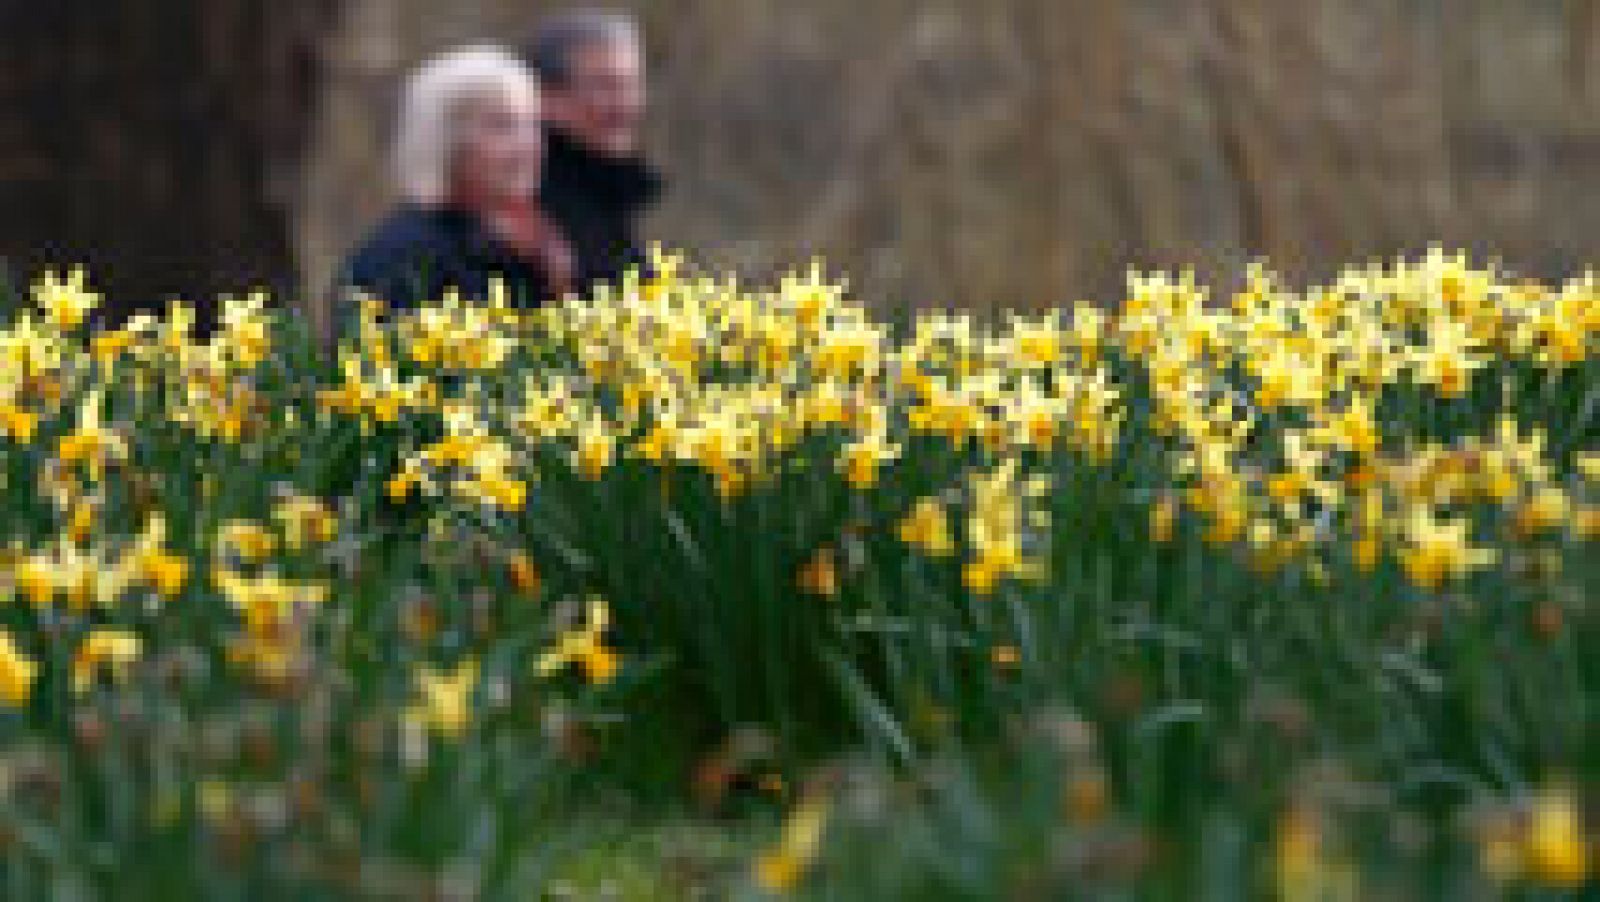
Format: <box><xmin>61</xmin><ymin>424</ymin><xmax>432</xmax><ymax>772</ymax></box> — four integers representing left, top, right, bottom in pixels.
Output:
<box><xmin>342</xmin><ymin>45</ymin><xmax>574</xmax><ymax>312</ymax></box>
<box><xmin>526</xmin><ymin>9</ymin><xmax>662</xmax><ymax>293</ymax></box>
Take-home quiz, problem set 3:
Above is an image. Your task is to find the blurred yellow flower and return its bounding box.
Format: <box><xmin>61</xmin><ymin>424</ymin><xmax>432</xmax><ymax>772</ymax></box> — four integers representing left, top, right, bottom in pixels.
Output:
<box><xmin>0</xmin><ymin>402</ymin><xmax>38</xmax><ymax>443</ymax></box>
<box><xmin>798</xmin><ymin>548</ymin><xmax>839</xmax><ymax>598</ymax></box>
<box><xmin>216</xmin><ymin>520</ymin><xmax>278</xmax><ymax>564</ymax></box>
<box><xmin>898</xmin><ymin>498</ymin><xmax>954</xmax><ymax>557</ymax></box>
<box><xmin>1579</xmin><ymin>454</ymin><xmax>1600</xmax><ymax>483</ymax></box>
<box><xmin>55</xmin><ymin>390</ymin><xmax>127</xmax><ymax>480</ymax></box>
<box><xmin>506</xmin><ymin>551</ymin><xmax>541</xmax><ymax>596</ymax></box>
<box><xmin>0</xmin><ymin>631</ymin><xmax>38</xmax><ymax>706</ymax></box>
<box><xmin>407</xmin><ymin>658</ymin><xmax>478</xmax><ymax>739</ymax></box>
<box><xmin>963</xmin><ymin>461</ymin><xmax>1048</xmax><ymax>596</ymax></box>
<box><xmin>215</xmin><ymin>569</ymin><xmax>328</xmax><ymax>634</ymax></box>
<box><xmin>32</xmin><ymin>268</ymin><xmax>100</xmax><ymax>331</ymax></box>
<box><xmin>754</xmin><ymin>795</ymin><xmax>829</xmax><ymax>893</ymax></box>
<box><xmin>572</xmin><ymin>418</ymin><xmax>617</xmax><ymax>481</ymax></box>
<box><xmin>1149</xmin><ymin>496</ymin><xmax>1177</xmax><ymax>544</ymax></box>
<box><xmin>128</xmin><ymin>515</ymin><xmax>189</xmax><ymax>598</ymax></box>
<box><xmin>272</xmin><ymin>495</ymin><xmax>338</xmax><ymax>550</ymax></box>
<box><xmin>838</xmin><ymin>429</ymin><xmax>899</xmax><ymax>490</ymax></box>
<box><xmin>71</xmin><ymin>629</ymin><xmax>141</xmax><ymax>694</ymax></box>
<box><xmin>536</xmin><ymin>597</ymin><xmax>621</xmax><ymax>685</ymax></box>
<box><xmin>1275</xmin><ymin>805</ymin><xmax>1358</xmax><ymax>902</ymax></box>
<box><xmin>1525</xmin><ymin>784</ymin><xmax>1590</xmax><ymax>887</ymax></box>
<box><xmin>1395</xmin><ymin>506</ymin><xmax>1497</xmax><ymax>590</ymax></box>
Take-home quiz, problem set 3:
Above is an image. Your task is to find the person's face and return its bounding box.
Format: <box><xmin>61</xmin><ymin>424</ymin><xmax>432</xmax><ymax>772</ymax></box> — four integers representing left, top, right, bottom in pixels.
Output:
<box><xmin>543</xmin><ymin>37</ymin><xmax>646</xmax><ymax>157</ymax></box>
<box><xmin>453</xmin><ymin>85</ymin><xmax>543</xmax><ymax>205</ymax></box>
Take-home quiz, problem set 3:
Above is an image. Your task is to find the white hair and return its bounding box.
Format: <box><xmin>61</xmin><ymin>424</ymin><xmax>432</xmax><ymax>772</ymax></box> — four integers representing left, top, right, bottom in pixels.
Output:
<box><xmin>393</xmin><ymin>44</ymin><xmax>538</xmax><ymax>206</ymax></box>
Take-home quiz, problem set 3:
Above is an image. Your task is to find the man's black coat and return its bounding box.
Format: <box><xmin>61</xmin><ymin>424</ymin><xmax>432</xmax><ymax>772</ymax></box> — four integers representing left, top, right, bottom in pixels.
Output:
<box><xmin>539</xmin><ymin>127</ymin><xmax>663</xmax><ymax>294</ymax></box>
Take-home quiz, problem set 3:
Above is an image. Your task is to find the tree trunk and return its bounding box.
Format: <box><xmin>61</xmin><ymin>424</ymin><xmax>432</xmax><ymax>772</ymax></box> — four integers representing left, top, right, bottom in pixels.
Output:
<box><xmin>0</xmin><ymin>0</ymin><xmax>338</xmax><ymax>321</ymax></box>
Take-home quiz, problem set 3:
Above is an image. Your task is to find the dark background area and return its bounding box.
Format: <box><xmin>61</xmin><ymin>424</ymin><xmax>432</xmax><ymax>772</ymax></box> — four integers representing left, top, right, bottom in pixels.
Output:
<box><xmin>0</xmin><ymin>2</ymin><xmax>336</xmax><ymax>311</ymax></box>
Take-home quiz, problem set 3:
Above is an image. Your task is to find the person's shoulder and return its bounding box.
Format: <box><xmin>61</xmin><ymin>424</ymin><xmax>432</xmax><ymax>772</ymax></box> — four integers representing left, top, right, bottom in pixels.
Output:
<box><xmin>344</xmin><ymin>207</ymin><xmax>472</xmax><ymax>283</ymax></box>
<box><xmin>341</xmin><ymin>206</ymin><xmax>467</xmax><ymax>309</ymax></box>
<box><xmin>349</xmin><ymin>206</ymin><xmax>457</xmax><ymax>264</ymax></box>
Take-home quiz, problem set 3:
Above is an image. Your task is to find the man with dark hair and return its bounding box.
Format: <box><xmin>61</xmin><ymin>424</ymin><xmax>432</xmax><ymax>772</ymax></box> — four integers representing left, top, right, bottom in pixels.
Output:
<box><xmin>526</xmin><ymin>9</ymin><xmax>661</xmax><ymax>294</ymax></box>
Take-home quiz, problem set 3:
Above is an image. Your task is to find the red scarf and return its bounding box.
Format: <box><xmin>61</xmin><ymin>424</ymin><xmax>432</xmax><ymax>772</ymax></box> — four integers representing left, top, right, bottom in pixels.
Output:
<box><xmin>459</xmin><ymin>192</ymin><xmax>577</xmax><ymax>297</ymax></box>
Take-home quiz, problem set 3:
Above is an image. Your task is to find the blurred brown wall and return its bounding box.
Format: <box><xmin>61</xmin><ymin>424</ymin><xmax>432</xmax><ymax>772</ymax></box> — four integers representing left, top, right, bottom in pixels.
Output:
<box><xmin>299</xmin><ymin>0</ymin><xmax>1600</xmax><ymax>317</ymax></box>
<box><xmin>5</xmin><ymin>1</ymin><xmax>1600</xmax><ymax>319</ymax></box>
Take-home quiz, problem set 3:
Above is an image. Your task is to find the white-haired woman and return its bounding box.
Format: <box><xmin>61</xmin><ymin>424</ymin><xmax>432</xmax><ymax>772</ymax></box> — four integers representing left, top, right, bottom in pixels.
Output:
<box><xmin>342</xmin><ymin>45</ymin><xmax>574</xmax><ymax>311</ymax></box>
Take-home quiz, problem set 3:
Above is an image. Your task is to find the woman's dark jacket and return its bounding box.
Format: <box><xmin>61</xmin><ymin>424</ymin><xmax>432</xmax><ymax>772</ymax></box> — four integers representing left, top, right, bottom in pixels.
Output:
<box><xmin>340</xmin><ymin>206</ymin><xmax>560</xmax><ymax>312</ymax></box>
<box><xmin>539</xmin><ymin>127</ymin><xmax>663</xmax><ymax>294</ymax></box>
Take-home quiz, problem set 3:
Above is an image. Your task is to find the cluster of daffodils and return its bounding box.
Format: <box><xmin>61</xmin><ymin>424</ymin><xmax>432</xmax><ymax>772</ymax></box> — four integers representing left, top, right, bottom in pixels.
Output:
<box><xmin>8</xmin><ymin>513</ymin><xmax>187</xmax><ymax>609</ymax></box>
<box><xmin>0</xmin><ymin>247</ymin><xmax>1591</xmax><ymax>739</ymax></box>
<box><xmin>1125</xmin><ymin>250</ymin><xmax>1597</xmax><ymax>586</ymax></box>
<box><xmin>512</xmin><ymin>263</ymin><xmax>1120</xmax><ymax>500</ymax></box>
<box><xmin>211</xmin><ymin>495</ymin><xmax>338</xmax><ymax>683</ymax></box>
<box><xmin>0</xmin><ymin>506</ymin><xmax>188</xmax><ymax>706</ymax></box>
<box><xmin>896</xmin><ymin>460</ymin><xmax>1052</xmax><ymax>595</ymax></box>
<box><xmin>0</xmin><ymin>267</ymin><xmax>636</xmax><ymax>745</ymax></box>
<box><xmin>385</xmin><ymin>402</ymin><xmax>528</xmax><ymax>510</ymax></box>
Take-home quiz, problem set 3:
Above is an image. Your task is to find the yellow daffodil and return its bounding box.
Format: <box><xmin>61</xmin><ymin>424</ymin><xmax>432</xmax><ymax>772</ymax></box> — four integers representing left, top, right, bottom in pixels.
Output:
<box><xmin>1395</xmin><ymin>506</ymin><xmax>1497</xmax><ymax>590</ymax></box>
<box><xmin>33</xmin><ymin>268</ymin><xmax>100</xmax><ymax>331</ymax></box>
<box><xmin>0</xmin><ymin>631</ymin><xmax>38</xmax><ymax>706</ymax></box>
<box><xmin>963</xmin><ymin>461</ymin><xmax>1049</xmax><ymax>596</ymax></box>
<box><xmin>272</xmin><ymin>495</ymin><xmax>338</xmax><ymax>550</ymax></box>
<box><xmin>71</xmin><ymin>629</ymin><xmax>141</xmax><ymax>693</ymax></box>
<box><xmin>216</xmin><ymin>520</ymin><xmax>278</xmax><ymax>564</ymax></box>
<box><xmin>535</xmin><ymin>597</ymin><xmax>621</xmax><ymax>685</ymax></box>
<box><xmin>0</xmin><ymin>402</ymin><xmax>38</xmax><ymax>443</ymax></box>
<box><xmin>572</xmin><ymin>417</ymin><xmax>617</xmax><ymax>480</ymax></box>
<box><xmin>127</xmin><ymin>515</ymin><xmax>188</xmax><ymax>598</ymax></box>
<box><xmin>1524</xmin><ymin>783</ymin><xmax>1590</xmax><ymax>886</ymax></box>
<box><xmin>407</xmin><ymin>658</ymin><xmax>478</xmax><ymax>738</ymax></box>
<box><xmin>215</xmin><ymin>569</ymin><xmax>328</xmax><ymax>634</ymax></box>
<box><xmin>898</xmin><ymin>498</ymin><xmax>955</xmax><ymax>557</ymax></box>
<box><xmin>1579</xmin><ymin>454</ymin><xmax>1600</xmax><ymax>483</ymax></box>
<box><xmin>56</xmin><ymin>390</ymin><xmax>127</xmax><ymax>480</ymax></box>
<box><xmin>838</xmin><ymin>429</ymin><xmax>900</xmax><ymax>490</ymax></box>
<box><xmin>1274</xmin><ymin>805</ymin><xmax>1358</xmax><ymax>902</ymax></box>
<box><xmin>797</xmin><ymin>548</ymin><xmax>839</xmax><ymax>598</ymax></box>
<box><xmin>754</xmin><ymin>795</ymin><xmax>829</xmax><ymax>893</ymax></box>
<box><xmin>506</xmin><ymin>551</ymin><xmax>541</xmax><ymax>595</ymax></box>
<box><xmin>1149</xmin><ymin>496</ymin><xmax>1177</xmax><ymax>544</ymax></box>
